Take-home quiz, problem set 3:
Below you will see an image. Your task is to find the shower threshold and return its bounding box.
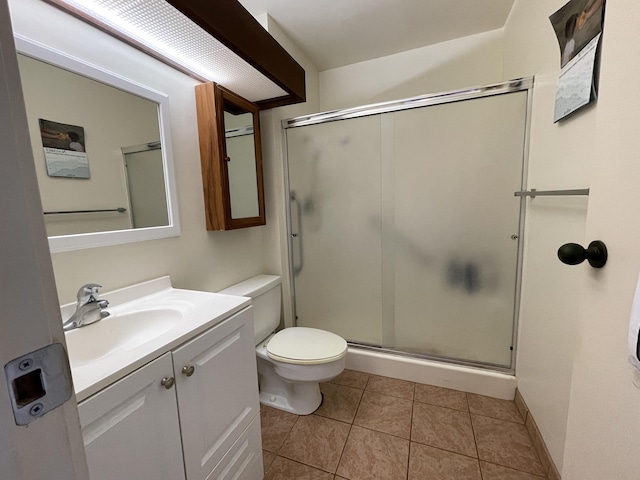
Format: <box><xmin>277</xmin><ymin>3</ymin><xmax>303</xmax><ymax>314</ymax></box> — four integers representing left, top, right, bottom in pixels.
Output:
<box><xmin>345</xmin><ymin>343</ymin><xmax>516</xmax><ymax>400</ymax></box>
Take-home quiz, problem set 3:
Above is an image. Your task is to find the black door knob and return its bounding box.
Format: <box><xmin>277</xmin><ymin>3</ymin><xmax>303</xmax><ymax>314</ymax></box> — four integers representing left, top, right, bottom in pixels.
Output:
<box><xmin>557</xmin><ymin>240</ymin><xmax>607</xmax><ymax>268</ymax></box>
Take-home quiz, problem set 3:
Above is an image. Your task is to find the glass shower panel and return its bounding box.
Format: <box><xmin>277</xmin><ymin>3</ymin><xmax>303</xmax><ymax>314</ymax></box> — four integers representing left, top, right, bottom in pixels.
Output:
<box><xmin>390</xmin><ymin>92</ymin><xmax>527</xmax><ymax>366</ymax></box>
<box><xmin>286</xmin><ymin>116</ymin><xmax>384</xmax><ymax>345</ymax></box>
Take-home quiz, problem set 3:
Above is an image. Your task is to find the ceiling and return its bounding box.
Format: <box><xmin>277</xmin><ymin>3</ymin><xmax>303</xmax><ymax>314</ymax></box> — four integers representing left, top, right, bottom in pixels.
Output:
<box><xmin>237</xmin><ymin>0</ymin><xmax>516</xmax><ymax>71</ymax></box>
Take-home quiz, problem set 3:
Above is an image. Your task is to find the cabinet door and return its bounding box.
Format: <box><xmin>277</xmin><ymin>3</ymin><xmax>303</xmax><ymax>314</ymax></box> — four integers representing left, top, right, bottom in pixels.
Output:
<box><xmin>173</xmin><ymin>307</ymin><xmax>260</xmax><ymax>480</ymax></box>
<box><xmin>78</xmin><ymin>353</ymin><xmax>185</xmax><ymax>480</ymax></box>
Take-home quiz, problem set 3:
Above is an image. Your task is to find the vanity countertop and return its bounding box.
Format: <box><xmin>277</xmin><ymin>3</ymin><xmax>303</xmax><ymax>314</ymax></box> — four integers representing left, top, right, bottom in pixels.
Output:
<box><xmin>61</xmin><ymin>277</ymin><xmax>251</xmax><ymax>402</ymax></box>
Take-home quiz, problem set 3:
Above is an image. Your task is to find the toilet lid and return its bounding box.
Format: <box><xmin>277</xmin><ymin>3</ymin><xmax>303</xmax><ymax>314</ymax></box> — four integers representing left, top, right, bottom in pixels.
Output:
<box><xmin>266</xmin><ymin>327</ymin><xmax>347</xmax><ymax>365</ymax></box>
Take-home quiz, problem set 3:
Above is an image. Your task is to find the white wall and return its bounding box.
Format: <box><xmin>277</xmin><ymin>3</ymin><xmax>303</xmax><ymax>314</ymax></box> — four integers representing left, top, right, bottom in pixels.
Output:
<box><xmin>502</xmin><ymin>0</ymin><xmax>593</xmax><ymax>472</ymax></box>
<box><xmin>254</xmin><ymin>14</ymin><xmax>321</xmax><ymax>327</ymax></box>
<box><xmin>504</xmin><ymin>1</ymin><xmax>640</xmax><ymax>477</ymax></box>
<box><xmin>7</xmin><ymin>0</ymin><xmax>317</xmax><ymax>304</ymax></box>
<box><xmin>561</xmin><ymin>1</ymin><xmax>640</xmax><ymax>478</ymax></box>
<box><xmin>319</xmin><ymin>29</ymin><xmax>505</xmax><ymax>111</ymax></box>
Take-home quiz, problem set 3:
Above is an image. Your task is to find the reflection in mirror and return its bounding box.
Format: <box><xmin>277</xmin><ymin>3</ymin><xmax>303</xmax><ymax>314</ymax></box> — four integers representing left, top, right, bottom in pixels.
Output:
<box><xmin>121</xmin><ymin>142</ymin><xmax>168</xmax><ymax>228</ymax></box>
<box><xmin>15</xmin><ymin>36</ymin><xmax>180</xmax><ymax>252</ymax></box>
<box><xmin>224</xmin><ymin>108</ymin><xmax>259</xmax><ymax>219</ymax></box>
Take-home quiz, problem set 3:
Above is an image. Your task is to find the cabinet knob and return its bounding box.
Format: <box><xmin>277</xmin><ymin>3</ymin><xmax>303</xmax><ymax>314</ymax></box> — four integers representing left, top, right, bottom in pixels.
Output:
<box><xmin>161</xmin><ymin>376</ymin><xmax>175</xmax><ymax>389</ymax></box>
<box><xmin>182</xmin><ymin>365</ymin><xmax>195</xmax><ymax>377</ymax></box>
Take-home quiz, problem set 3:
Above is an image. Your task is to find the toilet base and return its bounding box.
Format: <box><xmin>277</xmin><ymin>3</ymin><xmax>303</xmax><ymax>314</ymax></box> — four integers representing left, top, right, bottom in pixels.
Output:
<box><xmin>257</xmin><ymin>357</ymin><xmax>323</xmax><ymax>415</ymax></box>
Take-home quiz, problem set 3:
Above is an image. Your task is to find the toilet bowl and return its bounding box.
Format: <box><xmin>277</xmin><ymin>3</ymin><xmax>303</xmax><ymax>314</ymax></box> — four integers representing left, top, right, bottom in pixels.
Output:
<box><xmin>219</xmin><ymin>275</ymin><xmax>347</xmax><ymax>415</ymax></box>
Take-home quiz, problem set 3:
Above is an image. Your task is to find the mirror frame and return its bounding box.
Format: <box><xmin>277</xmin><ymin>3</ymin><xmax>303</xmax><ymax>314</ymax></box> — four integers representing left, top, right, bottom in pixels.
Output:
<box><xmin>15</xmin><ymin>35</ymin><xmax>181</xmax><ymax>253</ymax></box>
<box><xmin>195</xmin><ymin>82</ymin><xmax>265</xmax><ymax>230</ymax></box>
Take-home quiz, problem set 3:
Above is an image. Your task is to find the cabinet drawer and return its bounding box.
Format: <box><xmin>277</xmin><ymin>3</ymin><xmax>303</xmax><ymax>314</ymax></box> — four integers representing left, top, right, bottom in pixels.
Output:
<box><xmin>206</xmin><ymin>415</ymin><xmax>263</xmax><ymax>480</ymax></box>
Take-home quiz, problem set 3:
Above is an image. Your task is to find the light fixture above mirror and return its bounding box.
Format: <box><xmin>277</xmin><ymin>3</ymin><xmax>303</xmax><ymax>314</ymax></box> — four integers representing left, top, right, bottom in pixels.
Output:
<box><xmin>15</xmin><ymin>35</ymin><xmax>181</xmax><ymax>253</ymax></box>
<box><xmin>43</xmin><ymin>0</ymin><xmax>305</xmax><ymax>108</ymax></box>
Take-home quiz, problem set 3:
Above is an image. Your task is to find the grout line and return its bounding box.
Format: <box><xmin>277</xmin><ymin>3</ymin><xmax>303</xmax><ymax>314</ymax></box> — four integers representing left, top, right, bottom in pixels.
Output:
<box><xmin>467</xmin><ymin>396</ymin><xmax>485</xmax><ymax>480</ymax></box>
<box><xmin>407</xmin><ymin>397</ymin><xmax>415</xmax><ymax>479</ymax></box>
<box><xmin>334</xmin><ymin>422</ymin><xmax>353</xmax><ymax>477</ymax></box>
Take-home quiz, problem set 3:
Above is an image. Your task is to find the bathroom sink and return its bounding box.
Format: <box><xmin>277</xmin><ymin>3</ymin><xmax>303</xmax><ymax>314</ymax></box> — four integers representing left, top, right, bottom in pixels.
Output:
<box><xmin>65</xmin><ymin>308</ymin><xmax>184</xmax><ymax>367</ymax></box>
<box><xmin>61</xmin><ymin>276</ymin><xmax>252</xmax><ymax>402</ymax></box>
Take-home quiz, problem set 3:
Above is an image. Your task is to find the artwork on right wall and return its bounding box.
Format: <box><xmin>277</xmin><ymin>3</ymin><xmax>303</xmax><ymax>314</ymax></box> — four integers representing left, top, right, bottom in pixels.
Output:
<box><xmin>549</xmin><ymin>0</ymin><xmax>606</xmax><ymax>122</ymax></box>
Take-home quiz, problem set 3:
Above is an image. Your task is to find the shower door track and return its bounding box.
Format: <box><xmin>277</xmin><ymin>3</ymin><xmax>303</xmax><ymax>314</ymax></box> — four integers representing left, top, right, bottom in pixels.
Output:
<box><xmin>282</xmin><ymin>77</ymin><xmax>534</xmax><ymax>373</ymax></box>
<box><xmin>347</xmin><ymin>343</ymin><xmax>515</xmax><ymax>375</ymax></box>
<box><xmin>282</xmin><ymin>77</ymin><xmax>533</xmax><ymax>129</ymax></box>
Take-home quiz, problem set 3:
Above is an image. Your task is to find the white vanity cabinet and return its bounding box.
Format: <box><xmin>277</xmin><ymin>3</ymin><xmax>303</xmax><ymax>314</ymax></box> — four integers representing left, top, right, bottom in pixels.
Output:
<box><xmin>77</xmin><ymin>307</ymin><xmax>262</xmax><ymax>480</ymax></box>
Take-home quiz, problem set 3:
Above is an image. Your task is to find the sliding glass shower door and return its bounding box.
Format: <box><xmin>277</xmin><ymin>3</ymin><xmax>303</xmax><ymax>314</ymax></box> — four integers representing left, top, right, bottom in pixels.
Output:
<box><xmin>286</xmin><ymin>84</ymin><xmax>529</xmax><ymax>369</ymax></box>
<box><xmin>287</xmin><ymin>116</ymin><xmax>384</xmax><ymax>346</ymax></box>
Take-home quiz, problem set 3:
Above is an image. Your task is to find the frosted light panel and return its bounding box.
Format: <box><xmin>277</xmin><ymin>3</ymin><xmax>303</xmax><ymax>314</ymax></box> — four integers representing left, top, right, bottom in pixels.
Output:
<box><xmin>60</xmin><ymin>0</ymin><xmax>287</xmax><ymax>102</ymax></box>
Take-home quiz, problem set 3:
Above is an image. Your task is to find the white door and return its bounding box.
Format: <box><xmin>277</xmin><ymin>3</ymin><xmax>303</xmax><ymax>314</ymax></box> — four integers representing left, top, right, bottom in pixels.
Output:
<box><xmin>0</xmin><ymin>1</ymin><xmax>89</xmax><ymax>477</ymax></box>
<box><xmin>172</xmin><ymin>308</ymin><xmax>260</xmax><ymax>480</ymax></box>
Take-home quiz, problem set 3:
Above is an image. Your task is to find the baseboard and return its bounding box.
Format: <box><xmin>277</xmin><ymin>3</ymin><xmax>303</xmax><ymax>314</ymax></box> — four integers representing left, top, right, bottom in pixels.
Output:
<box><xmin>515</xmin><ymin>389</ymin><xmax>562</xmax><ymax>480</ymax></box>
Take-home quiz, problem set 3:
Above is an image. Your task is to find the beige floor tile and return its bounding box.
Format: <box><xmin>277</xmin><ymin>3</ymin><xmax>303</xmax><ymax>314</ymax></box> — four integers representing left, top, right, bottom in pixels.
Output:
<box><xmin>409</xmin><ymin>443</ymin><xmax>481</xmax><ymax>480</ymax></box>
<box><xmin>261</xmin><ymin>406</ymin><xmax>299</xmax><ymax>453</ymax></box>
<box><xmin>411</xmin><ymin>402</ymin><xmax>477</xmax><ymax>458</ymax></box>
<box><xmin>336</xmin><ymin>425</ymin><xmax>409</xmax><ymax>480</ymax></box>
<box><xmin>264</xmin><ymin>456</ymin><xmax>334</xmax><ymax>480</ymax></box>
<box><xmin>330</xmin><ymin>369</ymin><xmax>369</xmax><ymax>389</ymax></box>
<box><xmin>472</xmin><ymin>414</ymin><xmax>545</xmax><ymax>476</ymax></box>
<box><xmin>279</xmin><ymin>415</ymin><xmax>350</xmax><ymax>473</ymax></box>
<box><xmin>414</xmin><ymin>384</ymin><xmax>469</xmax><ymax>411</ymax></box>
<box><xmin>366</xmin><ymin>374</ymin><xmax>415</xmax><ymax>400</ymax></box>
<box><xmin>467</xmin><ymin>394</ymin><xmax>523</xmax><ymax>423</ymax></box>
<box><xmin>353</xmin><ymin>391</ymin><xmax>412</xmax><ymax>439</ymax></box>
<box><xmin>263</xmin><ymin>450</ymin><xmax>277</xmax><ymax>473</ymax></box>
<box><xmin>315</xmin><ymin>383</ymin><xmax>363</xmax><ymax>423</ymax></box>
<box><xmin>480</xmin><ymin>461</ymin><xmax>546</xmax><ymax>479</ymax></box>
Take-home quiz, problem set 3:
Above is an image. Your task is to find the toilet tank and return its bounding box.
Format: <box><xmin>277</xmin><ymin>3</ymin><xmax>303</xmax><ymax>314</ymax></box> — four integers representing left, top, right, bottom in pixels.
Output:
<box><xmin>218</xmin><ymin>275</ymin><xmax>281</xmax><ymax>345</ymax></box>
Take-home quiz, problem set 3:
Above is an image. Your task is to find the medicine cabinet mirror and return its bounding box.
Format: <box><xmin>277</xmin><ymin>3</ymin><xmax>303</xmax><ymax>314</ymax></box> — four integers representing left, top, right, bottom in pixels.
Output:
<box><xmin>15</xmin><ymin>35</ymin><xmax>180</xmax><ymax>253</ymax></box>
<box><xmin>195</xmin><ymin>82</ymin><xmax>265</xmax><ymax>230</ymax></box>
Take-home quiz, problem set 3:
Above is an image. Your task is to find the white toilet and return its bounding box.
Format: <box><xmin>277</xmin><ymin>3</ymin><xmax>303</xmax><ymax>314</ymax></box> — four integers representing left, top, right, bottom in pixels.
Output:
<box><xmin>219</xmin><ymin>274</ymin><xmax>347</xmax><ymax>415</ymax></box>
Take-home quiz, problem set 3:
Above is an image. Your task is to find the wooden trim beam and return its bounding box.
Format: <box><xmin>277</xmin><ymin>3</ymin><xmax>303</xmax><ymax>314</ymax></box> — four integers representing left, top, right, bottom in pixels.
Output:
<box><xmin>43</xmin><ymin>0</ymin><xmax>306</xmax><ymax>109</ymax></box>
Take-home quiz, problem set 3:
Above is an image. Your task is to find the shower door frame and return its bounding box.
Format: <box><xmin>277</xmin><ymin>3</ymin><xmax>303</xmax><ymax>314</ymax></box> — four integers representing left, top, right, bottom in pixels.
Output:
<box><xmin>282</xmin><ymin>77</ymin><xmax>534</xmax><ymax>373</ymax></box>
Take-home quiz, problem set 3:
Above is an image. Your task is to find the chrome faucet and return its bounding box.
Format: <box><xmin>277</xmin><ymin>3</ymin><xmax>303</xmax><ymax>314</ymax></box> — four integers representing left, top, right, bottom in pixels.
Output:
<box><xmin>62</xmin><ymin>284</ymin><xmax>110</xmax><ymax>332</ymax></box>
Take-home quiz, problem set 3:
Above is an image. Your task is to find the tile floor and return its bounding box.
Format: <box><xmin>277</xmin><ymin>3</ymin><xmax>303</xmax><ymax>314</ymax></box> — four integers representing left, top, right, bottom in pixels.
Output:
<box><xmin>260</xmin><ymin>370</ymin><xmax>547</xmax><ymax>480</ymax></box>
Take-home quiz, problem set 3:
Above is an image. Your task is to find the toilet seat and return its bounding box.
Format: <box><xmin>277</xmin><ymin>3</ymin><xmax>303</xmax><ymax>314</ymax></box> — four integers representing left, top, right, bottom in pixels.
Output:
<box><xmin>266</xmin><ymin>327</ymin><xmax>347</xmax><ymax>365</ymax></box>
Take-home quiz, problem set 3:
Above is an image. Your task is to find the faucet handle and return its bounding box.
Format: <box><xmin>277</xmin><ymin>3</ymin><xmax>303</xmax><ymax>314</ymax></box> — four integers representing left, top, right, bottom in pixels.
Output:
<box><xmin>76</xmin><ymin>283</ymin><xmax>103</xmax><ymax>304</ymax></box>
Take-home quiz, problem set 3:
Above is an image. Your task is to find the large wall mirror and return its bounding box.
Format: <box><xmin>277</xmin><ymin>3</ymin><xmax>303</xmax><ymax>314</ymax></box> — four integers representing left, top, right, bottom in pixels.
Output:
<box><xmin>195</xmin><ymin>82</ymin><xmax>265</xmax><ymax>231</ymax></box>
<box><xmin>15</xmin><ymin>35</ymin><xmax>180</xmax><ymax>253</ymax></box>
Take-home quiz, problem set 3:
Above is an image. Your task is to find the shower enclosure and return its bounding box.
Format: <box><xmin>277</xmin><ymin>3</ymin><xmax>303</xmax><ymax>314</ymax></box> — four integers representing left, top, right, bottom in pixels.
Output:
<box><xmin>283</xmin><ymin>79</ymin><xmax>532</xmax><ymax>370</ymax></box>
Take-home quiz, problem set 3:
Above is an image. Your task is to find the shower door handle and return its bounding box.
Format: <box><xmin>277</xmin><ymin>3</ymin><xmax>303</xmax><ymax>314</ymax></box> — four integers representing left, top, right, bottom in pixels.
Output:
<box><xmin>290</xmin><ymin>192</ymin><xmax>304</xmax><ymax>277</ymax></box>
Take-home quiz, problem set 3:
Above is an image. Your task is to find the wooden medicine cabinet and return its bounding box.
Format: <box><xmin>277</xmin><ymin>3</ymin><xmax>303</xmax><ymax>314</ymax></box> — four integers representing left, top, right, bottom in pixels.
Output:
<box><xmin>195</xmin><ymin>82</ymin><xmax>265</xmax><ymax>230</ymax></box>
